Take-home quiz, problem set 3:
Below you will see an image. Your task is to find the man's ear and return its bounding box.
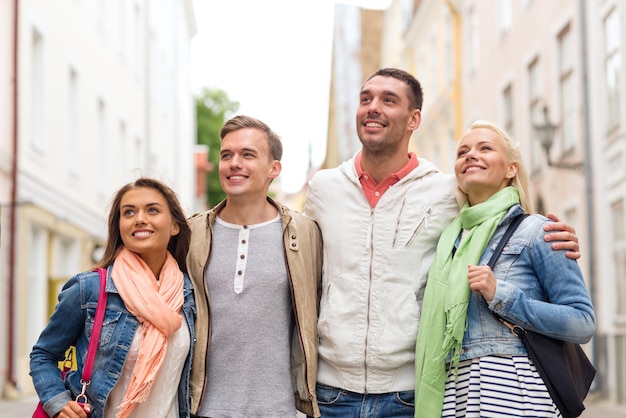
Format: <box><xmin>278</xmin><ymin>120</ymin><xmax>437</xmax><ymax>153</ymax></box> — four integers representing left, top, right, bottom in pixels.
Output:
<box><xmin>408</xmin><ymin>109</ymin><xmax>421</xmax><ymax>131</ymax></box>
<box><xmin>269</xmin><ymin>160</ymin><xmax>282</xmax><ymax>179</ymax></box>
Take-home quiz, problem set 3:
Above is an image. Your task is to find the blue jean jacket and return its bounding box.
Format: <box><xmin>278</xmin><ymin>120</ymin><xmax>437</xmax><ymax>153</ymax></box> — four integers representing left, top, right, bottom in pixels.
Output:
<box><xmin>458</xmin><ymin>205</ymin><xmax>596</xmax><ymax>362</ymax></box>
<box><xmin>30</xmin><ymin>265</ymin><xmax>196</xmax><ymax>418</ymax></box>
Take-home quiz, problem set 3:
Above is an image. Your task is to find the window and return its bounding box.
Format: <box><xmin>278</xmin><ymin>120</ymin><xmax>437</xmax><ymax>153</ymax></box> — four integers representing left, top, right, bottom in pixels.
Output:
<box><xmin>444</xmin><ymin>6</ymin><xmax>454</xmax><ymax>84</ymax></box>
<box><xmin>604</xmin><ymin>8</ymin><xmax>621</xmax><ymax>130</ymax></box>
<box><xmin>51</xmin><ymin>236</ymin><xmax>79</xmax><ymax>278</ymax></box>
<box><xmin>612</xmin><ymin>199</ymin><xmax>626</xmax><ymax>317</ymax></box>
<box><xmin>502</xmin><ymin>84</ymin><xmax>514</xmax><ymax>136</ymax></box>
<box><xmin>132</xmin><ymin>3</ymin><xmax>142</xmax><ymax>80</ymax></box>
<box><xmin>447</xmin><ymin>128</ymin><xmax>456</xmax><ymax>169</ymax></box>
<box><xmin>467</xmin><ymin>5</ymin><xmax>479</xmax><ymax>75</ymax></box>
<box><xmin>118</xmin><ymin>0</ymin><xmax>127</xmax><ymax>61</ymax></box>
<box><xmin>27</xmin><ymin>225</ymin><xmax>48</xmax><ymax>347</ymax></box>
<box><xmin>528</xmin><ymin>58</ymin><xmax>542</xmax><ymax>171</ymax></box>
<box><xmin>558</xmin><ymin>24</ymin><xmax>575</xmax><ymax>152</ymax></box>
<box><xmin>97</xmin><ymin>98</ymin><xmax>108</xmax><ymax>195</ymax></box>
<box><xmin>96</xmin><ymin>0</ymin><xmax>106</xmax><ymax>33</ymax></box>
<box><xmin>67</xmin><ymin>67</ymin><xmax>81</xmax><ymax>177</ymax></box>
<box><xmin>499</xmin><ymin>0</ymin><xmax>512</xmax><ymax>34</ymax></box>
<box><xmin>119</xmin><ymin>121</ymin><xmax>127</xmax><ymax>174</ymax></box>
<box><xmin>134</xmin><ymin>136</ymin><xmax>143</xmax><ymax>170</ymax></box>
<box><xmin>428</xmin><ymin>27</ymin><xmax>437</xmax><ymax>93</ymax></box>
<box><xmin>31</xmin><ymin>27</ymin><xmax>45</xmax><ymax>152</ymax></box>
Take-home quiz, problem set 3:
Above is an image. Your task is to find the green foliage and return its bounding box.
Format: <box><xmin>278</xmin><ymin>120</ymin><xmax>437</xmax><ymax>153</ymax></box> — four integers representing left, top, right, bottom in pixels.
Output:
<box><xmin>195</xmin><ymin>87</ymin><xmax>239</xmax><ymax>207</ymax></box>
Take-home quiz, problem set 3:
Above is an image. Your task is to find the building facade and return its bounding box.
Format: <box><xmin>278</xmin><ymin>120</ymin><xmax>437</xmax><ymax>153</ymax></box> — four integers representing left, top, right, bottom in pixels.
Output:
<box><xmin>1</xmin><ymin>0</ymin><xmax>196</xmax><ymax>398</ymax></box>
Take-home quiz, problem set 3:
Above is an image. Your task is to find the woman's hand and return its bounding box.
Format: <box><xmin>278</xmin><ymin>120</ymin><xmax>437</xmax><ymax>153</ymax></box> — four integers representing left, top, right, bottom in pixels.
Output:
<box><xmin>56</xmin><ymin>400</ymin><xmax>91</xmax><ymax>417</ymax></box>
<box><xmin>467</xmin><ymin>264</ymin><xmax>497</xmax><ymax>302</ymax></box>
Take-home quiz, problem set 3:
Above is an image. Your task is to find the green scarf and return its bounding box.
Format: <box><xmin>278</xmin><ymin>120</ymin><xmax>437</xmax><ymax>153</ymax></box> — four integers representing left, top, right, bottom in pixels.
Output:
<box><xmin>414</xmin><ymin>187</ymin><xmax>520</xmax><ymax>417</ymax></box>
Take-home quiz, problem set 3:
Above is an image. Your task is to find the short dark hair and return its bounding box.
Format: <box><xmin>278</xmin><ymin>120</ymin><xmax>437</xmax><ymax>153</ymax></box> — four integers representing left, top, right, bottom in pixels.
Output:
<box><xmin>220</xmin><ymin>115</ymin><xmax>283</xmax><ymax>161</ymax></box>
<box><xmin>366</xmin><ymin>68</ymin><xmax>424</xmax><ymax>110</ymax></box>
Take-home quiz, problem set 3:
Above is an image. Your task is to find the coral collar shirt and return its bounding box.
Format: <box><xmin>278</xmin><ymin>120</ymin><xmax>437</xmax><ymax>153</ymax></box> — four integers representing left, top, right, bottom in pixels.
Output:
<box><xmin>356</xmin><ymin>151</ymin><xmax>419</xmax><ymax>208</ymax></box>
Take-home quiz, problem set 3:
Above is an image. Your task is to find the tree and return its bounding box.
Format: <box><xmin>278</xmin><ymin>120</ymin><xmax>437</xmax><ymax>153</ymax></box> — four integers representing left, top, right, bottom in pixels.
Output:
<box><xmin>195</xmin><ymin>87</ymin><xmax>239</xmax><ymax>207</ymax></box>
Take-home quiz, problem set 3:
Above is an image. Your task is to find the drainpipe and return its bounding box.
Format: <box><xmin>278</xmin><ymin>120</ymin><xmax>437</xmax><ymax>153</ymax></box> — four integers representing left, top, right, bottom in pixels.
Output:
<box><xmin>577</xmin><ymin>0</ymin><xmax>600</xmax><ymax>395</ymax></box>
<box><xmin>7</xmin><ymin>0</ymin><xmax>19</xmax><ymax>392</ymax></box>
<box><xmin>443</xmin><ymin>0</ymin><xmax>463</xmax><ymax>139</ymax></box>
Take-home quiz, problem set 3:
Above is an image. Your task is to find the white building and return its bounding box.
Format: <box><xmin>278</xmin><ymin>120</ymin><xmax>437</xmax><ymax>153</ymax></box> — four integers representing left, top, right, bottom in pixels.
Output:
<box><xmin>1</xmin><ymin>0</ymin><xmax>196</xmax><ymax>398</ymax></box>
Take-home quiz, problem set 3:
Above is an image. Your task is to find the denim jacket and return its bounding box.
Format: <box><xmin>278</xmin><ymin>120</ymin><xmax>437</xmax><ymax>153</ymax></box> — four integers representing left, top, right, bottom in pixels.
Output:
<box><xmin>457</xmin><ymin>205</ymin><xmax>596</xmax><ymax>362</ymax></box>
<box><xmin>30</xmin><ymin>265</ymin><xmax>196</xmax><ymax>418</ymax></box>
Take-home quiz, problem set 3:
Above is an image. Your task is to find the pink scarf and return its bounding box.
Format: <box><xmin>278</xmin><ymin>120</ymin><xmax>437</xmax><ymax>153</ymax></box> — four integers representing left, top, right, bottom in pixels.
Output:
<box><xmin>111</xmin><ymin>248</ymin><xmax>184</xmax><ymax>418</ymax></box>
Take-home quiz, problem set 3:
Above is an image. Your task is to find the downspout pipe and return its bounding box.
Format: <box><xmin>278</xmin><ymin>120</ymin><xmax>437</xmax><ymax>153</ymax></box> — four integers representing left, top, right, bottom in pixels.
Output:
<box><xmin>7</xmin><ymin>0</ymin><xmax>19</xmax><ymax>392</ymax></box>
<box><xmin>578</xmin><ymin>0</ymin><xmax>599</xmax><ymax>394</ymax></box>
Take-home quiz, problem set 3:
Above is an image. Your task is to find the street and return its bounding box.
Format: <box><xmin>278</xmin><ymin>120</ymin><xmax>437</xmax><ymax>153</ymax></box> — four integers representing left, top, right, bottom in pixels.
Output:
<box><xmin>1</xmin><ymin>395</ymin><xmax>623</xmax><ymax>418</ymax></box>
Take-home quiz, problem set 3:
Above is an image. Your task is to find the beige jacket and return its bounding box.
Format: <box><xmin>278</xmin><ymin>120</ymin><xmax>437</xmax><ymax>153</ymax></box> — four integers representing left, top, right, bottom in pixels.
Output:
<box><xmin>186</xmin><ymin>197</ymin><xmax>322</xmax><ymax>417</ymax></box>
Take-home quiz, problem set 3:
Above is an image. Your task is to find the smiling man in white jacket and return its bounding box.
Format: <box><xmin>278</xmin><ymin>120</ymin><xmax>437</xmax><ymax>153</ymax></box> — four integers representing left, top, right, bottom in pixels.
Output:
<box><xmin>304</xmin><ymin>68</ymin><xmax>580</xmax><ymax>418</ymax></box>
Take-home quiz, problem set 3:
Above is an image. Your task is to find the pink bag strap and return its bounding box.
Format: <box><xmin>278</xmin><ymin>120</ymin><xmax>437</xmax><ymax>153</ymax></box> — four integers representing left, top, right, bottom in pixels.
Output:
<box><xmin>78</xmin><ymin>267</ymin><xmax>108</xmax><ymax>395</ymax></box>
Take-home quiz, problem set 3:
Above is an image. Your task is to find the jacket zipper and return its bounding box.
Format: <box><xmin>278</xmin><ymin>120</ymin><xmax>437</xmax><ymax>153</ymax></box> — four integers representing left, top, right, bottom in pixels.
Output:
<box><xmin>364</xmin><ymin>207</ymin><xmax>376</xmax><ymax>392</ymax></box>
<box><xmin>405</xmin><ymin>207</ymin><xmax>432</xmax><ymax>247</ymax></box>
<box><xmin>392</xmin><ymin>198</ymin><xmax>407</xmax><ymax>248</ymax></box>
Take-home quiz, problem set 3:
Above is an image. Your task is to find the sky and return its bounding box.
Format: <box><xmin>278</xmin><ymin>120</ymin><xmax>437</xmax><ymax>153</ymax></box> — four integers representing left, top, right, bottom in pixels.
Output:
<box><xmin>190</xmin><ymin>0</ymin><xmax>336</xmax><ymax>194</ymax></box>
<box><xmin>190</xmin><ymin>0</ymin><xmax>392</xmax><ymax>194</ymax></box>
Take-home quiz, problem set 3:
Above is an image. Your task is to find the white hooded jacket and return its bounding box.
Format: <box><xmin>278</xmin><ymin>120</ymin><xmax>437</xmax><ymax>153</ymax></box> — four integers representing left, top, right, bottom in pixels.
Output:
<box><xmin>304</xmin><ymin>156</ymin><xmax>459</xmax><ymax>394</ymax></box>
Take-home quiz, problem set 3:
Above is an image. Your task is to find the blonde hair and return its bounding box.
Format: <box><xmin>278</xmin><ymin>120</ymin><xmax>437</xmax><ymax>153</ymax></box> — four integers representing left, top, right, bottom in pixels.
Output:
<box><xmin>455</xmin><ymin>121</ymin><xmax>534</xmax><ymax>214</ymax></box>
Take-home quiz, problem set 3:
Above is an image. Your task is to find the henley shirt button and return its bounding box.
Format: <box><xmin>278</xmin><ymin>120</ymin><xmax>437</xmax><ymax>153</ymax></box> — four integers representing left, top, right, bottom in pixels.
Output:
<box><xmin>241</xmin><ymin>240</ymin><xmax>246</xmax><ymax>244</ymax></box>
<box><xmin>240</xmin><ymin>254</ymin><xmax>245</xmax><ymax>259</ymax></box>
<box><xmin>375</xmin><ymin>191</ymin><xmax>380</xmax><ymax>196</ymax></box>
<box><xmin>291</xmin><ymin>243</ymin><xmax>296</xmax><ymax>248</ymax></box>
<box><xmin>237</xmin><ymin>270</ymin><xmax>243</xmax><ymax>275</ymax></box>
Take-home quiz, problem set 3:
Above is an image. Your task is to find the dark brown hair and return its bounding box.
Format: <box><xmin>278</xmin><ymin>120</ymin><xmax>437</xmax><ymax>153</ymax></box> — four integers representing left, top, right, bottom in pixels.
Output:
<box><xmin>365</xmin><ymin>68</ymin><xmax>424</xmax><ymax>110</ymax></box>
<box><xmin>96</xmin><ymin>177</ymin><xmax>191</xmax><ymax>273</ymax></box>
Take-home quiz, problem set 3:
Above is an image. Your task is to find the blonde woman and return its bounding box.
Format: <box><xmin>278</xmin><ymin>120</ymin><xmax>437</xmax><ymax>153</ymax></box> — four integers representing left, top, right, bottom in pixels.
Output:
<box><xmin>414</xmin><ymin>122</ymin><xmax>595</xmax><ymax>417</ymax></box>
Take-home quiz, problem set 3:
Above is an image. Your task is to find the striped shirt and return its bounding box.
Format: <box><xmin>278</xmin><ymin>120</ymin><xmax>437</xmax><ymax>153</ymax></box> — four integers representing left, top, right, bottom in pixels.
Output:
<box><xmin>442</xmin><ymin>355</ymin><xmax>562</xmax><ymax>417</ymax></box>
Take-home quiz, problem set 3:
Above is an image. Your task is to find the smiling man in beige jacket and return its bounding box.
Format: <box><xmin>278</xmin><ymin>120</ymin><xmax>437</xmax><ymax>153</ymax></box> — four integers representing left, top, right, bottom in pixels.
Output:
<box><xmin>186</xmin><ymin>115</ymin><xmax>322</xmax><ymax>418</ymax></box>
